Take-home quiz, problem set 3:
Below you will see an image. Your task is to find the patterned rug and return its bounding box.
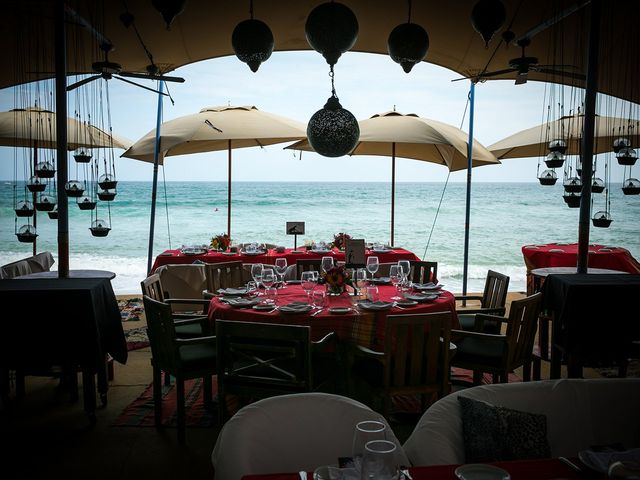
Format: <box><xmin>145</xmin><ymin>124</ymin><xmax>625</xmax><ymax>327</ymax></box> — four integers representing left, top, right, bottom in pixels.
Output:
<box><xmin>123</xmin><ymin>327</ymin><xmax>150</xmax><ymax>351</ymax></box>
<box><xmin>118</xmin><ymin>297</ymin><xmax>144</xmax><ymax>322</ymax></box>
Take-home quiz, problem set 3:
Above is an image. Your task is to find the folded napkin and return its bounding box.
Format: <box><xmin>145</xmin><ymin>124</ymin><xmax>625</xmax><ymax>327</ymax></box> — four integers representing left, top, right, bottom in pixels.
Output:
<box><xmin>217</xmin><ymin>287</ymin><xmax>248</xmax><ymax>296</ymax></box>
<box><xmin>370</xmin><ymin>277</ymin><xmax>391</xmax><ymax>285</ymax></box>
<box><xmin>404</xmin><ymin>293</ymin><xmax>439</xmax><ymax>303</ymax></box>
<box><xmin>357</xmin><ymin>300</ymin><xmax>394</xmax><ymax>311</ymax></box>
<box><xmin>279</xmin><ymin>302</ymin><xmax>312</xmax><ymax>314</ymax></box>
<box><xmin>412</xmin><ymin>282</ymin><xmax>444</xmax><ymax>291</ymax></box>
<box><xmin>225</xmin><ymin>297</ymin><xmax>260</xmax><ymax>308</ymax></box>
<box><xmin>579</xmin><ymin>448</ymin><xmax>640</xmax><ymax>473</ymax></box>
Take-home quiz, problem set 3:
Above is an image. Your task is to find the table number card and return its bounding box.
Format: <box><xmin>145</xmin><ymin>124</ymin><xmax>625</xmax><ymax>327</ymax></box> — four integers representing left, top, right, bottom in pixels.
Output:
<box><xmin>345</xmin><ymin>238</ymin><xmax>366</xmax><ymax>268</ymax></box>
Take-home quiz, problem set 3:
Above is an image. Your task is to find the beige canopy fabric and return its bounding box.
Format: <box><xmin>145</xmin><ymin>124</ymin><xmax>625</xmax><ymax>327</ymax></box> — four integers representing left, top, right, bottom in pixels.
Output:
<box><xmin>489</xmin><ymin>114</ymin><xmax>640</xmax><ymax>159</ymax></box>
<box><xmin>0</xmin><ymin>107</ymin><xmax>131</xmax><ymax>150</ymax></box>
<box><xmin>287</xmin><ymin>110</ymin><xmax>498</xmax><ymax>244</ymax></box>
<box><xmin>3</xmin><ymin>1</ymin><xmax>639</xmax><ymax>105</ymax></box>
<box><xmin>122</xmin><ymin>105</ymin><xmax>306</xmax><ymax>163</ymax></box>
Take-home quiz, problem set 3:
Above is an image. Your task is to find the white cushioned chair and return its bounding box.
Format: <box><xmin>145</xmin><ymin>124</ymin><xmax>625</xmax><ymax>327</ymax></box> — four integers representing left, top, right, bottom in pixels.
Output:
<box><xmin>212</xmin><ymin>392</ymin><xmax>410</xmax><ymax>480</ymax></box>
<box><xmin>156</xmin><ymin>264</ymin><xmax>207</xmax><ymax>312</ymax></box>
<box><xmin>403</xmin><ymin>378</ymin><xmax>640</xmax><ymax>466</ymax></box>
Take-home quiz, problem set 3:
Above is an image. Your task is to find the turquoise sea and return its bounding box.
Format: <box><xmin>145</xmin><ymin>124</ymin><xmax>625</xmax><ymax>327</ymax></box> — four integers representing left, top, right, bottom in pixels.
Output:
<box><xmin>1</xmin><ymin>181</ymin><xmax>639</xmax><ymax>294</ymax></box>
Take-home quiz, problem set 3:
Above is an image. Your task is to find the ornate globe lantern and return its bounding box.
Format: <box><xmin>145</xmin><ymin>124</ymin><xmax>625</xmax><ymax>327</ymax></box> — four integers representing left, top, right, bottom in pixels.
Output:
<box><xmin>305</xmin><ymin>2</ymin><xmax>358</xmax><ymax>66</ymax></box>
<box><xmin>15</xmin><ymin>200</ymin><xmax>34</xmax><ymax>217</ymax></box>
<box><xmin>548</xmin><ymin>139</ymin><xmax>567</xmax><ymax>153</ymax></box>
<box><xmin>65</xmin><ymin>180</ymin><xmax>85</xmax><ymax>198</ymax></box>
<box><xmin>616</xmin><ymin>147</ymin><xmax>637</xmax><ymax>166</ymax></box>
<box><xmin>307</xmin><ymin>94</ymin><xmax>360</xmax><ymax>157</ymax></box>
<box><xmin>90</xmin><ymin>218</ymin><xmax>111</xmax><ymax>237</ymax></box>
<box><xmin>47</xmin><ymin>205</ymin><xmax>59</xmax><ymax>220</ymax></box>
<box><xmin>538</xmin><ymin>169</ymin><xmax>557</xmax><ymax>186</ymax></box>
<box><xmin>35</xmin><ymin>160</ymin><xmax>55</xmax><ymax>178</ymax></box>
<box><xmin>77</xmin><ymin>196</ymin><xmax>97</xmax><ymax>211</ymax></box>
<box><xmin>35</xmin><ymin>194</ymin><xmax>56</xmax><ymax>212</ymax></box>
<box><xmin>98</xmin><ymin>173</ymin><xmax>117</xmax><ymax>190</ymax></box>
<box><xmin>232</xmin><ymin>1</ymin><xmax>274</xmax><ymax>73</ymax></box>
<box><xmin>622</xmin><ymin>178</ymin><xmax>640</xmax><ymax>195</ymax></box>
<box><xmin>545</xmin><ymin>151</ymin><xmax>565</xmax><ymax>168</ymax></box>
<box><xmin>73</xmin><ymin>149</ymin><xmax>92</xmax><ymax>163</ymax></box>
<box><xmin>387</xmin><ymin>21</ymin><xmax>429</xmax><ymax>73</ymax></box>
<box><xmin>612</xmin><ymin>137</ymin><xmax>631</xmax><ymax>153</ymax></box>
<box><xmin>591</xmin><ymin>177</ymin><xmax>605</xmax><ymax>193</ymax></box>
<box><xmin>592</xmin><ymin>211</ymin><xmax>612</xmax><ymax>228</ymax></box>
<box><xmin>26</xmin><ymin>175</ymin><xmax>46</xmax><ymax>193</ymax></box>
<box><xmin>563</xmin><ymin>176</ymin><xmax>582</xmax><ymax>193</ymax></box>
<box><xmin>470</xmin><ymin>0</ymin><xmax>506</xmax><ymax>47</ymax></box>
<box><xmin>16</xmin><ymin>224</ymin><xmax>37</xmax><ymax>243</ymax></box>
<box><xmin>97</xmin><ymin>189</ymin><xmax>117</xmax><ymax>201</ymax></box>
<box><xmin>562</xmin><ymin>192</ymin><xmax>581</xmax><ymax>208</ymax></box>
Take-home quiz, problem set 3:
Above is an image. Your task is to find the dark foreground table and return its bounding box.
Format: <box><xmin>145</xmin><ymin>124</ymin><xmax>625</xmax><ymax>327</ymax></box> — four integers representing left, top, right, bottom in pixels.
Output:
<box><xmin>0</xmin><ymin>270</ymin><xmax>127</xmax><ymax>423</ymax></box>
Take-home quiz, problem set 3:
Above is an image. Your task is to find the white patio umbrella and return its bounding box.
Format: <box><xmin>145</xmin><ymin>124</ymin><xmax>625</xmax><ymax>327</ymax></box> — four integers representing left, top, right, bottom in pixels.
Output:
<box><xmin>288</xmin><ymin>110</ymin><xmax>498</xmax><ymax>245</ymax></box>
<box><xmin>122</xmin><ymin>105</ymin><xmax>306</xmax><ymax>270</ymax></box>
<box><xmin>489</xmin><ymin>113</ymin><xmax>640</xmax><ymax>159</ymax></box>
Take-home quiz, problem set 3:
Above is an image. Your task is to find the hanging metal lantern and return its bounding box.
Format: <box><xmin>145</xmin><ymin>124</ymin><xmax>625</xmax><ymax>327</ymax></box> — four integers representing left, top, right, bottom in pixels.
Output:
<box><xmin>47</xmin><ymin>206</ymin><xmax>59</xmax><ymax>220</ymax></box>
<box><xmin>305</xmin><ymin>2</ymin><xmax>359</xmax><ymax>66</ymax></box>
<box><xmin>15</xmin><ymin>200</ymin><xmax>34</xmax><ymax>217</ymax></box>
<box><xmin>27</xmin><ymin>175</ymin><xmax>46</xmax><ymax>193</ymax></box>
<box><xmin>563</xmin><ymin>192</ymin><xmax>581</xmax><ymax>208</ymax></box>
<box><xmin>307</xmin><ymin>95</ymin><xmax>360</xmax><ymax>158</ymax></box>
<box><xmin>232</xmin><ymin>18</ymin><xmax>274</xmax><ymax>73</ymax></box>
<box><xmin>622</xmin><ymin>178</ymin><xmax>640</xmax><ymax>195</ymax></box>
<box><xmin>545</xmin><ymin>151</ymin><xmax>565</xmax><ymax>168</ymax></box>
<box><xmin>538</xmin><ymin>169</ymin><xmax>557</xmax><ymax>186</ymax></box>
<box><xmin>77</xmin><ymin>196</ymin><xmax>97</xmax><ymax>211</ymax></box>
<box><xmin>612</xmin><ymin>137</ymin><xmax>631</xmax><ymax>153</ymax></box>
<box><xmin>387</xmin><ymin>23</ymin><xmax>429</xmax><ymax>73</ymax></box>
<box><xmin>98</xmin><ymin>173</ymin><xmax>118</xmax><ymax>190</ymax></box>
<box><xmin>97</xmin><ymin>189</ymin><xmax>117</xmax><ymax>201</ymax></box>
<box><xmin>548</xmin><ymin>139</ymin><xmax>567</xmax><ymax>153</ymax></box>
<box><xmin>592</xmin><ymin>211</ymin><xmax>612</xmax><ymax>228</ymax></box>
<box><xmin>152</xmin><ymin>0</ymin><xmax>186</xmax><ymax>30</ymax></box>
<box><xmin>16</xmin><ymin>224</ymin><xmax>38</xmax><ymax>243</ymax></box>
<box><xmin>563</xmin><ymin>176</ymin><xmax>582</xmax><ymax>193</ymax></box>
<box><xmin>35</xmin><ymin>194</ymin><xmax>56</xmax><ymax>212</ymax></box>
<box><xmin>74</xmin><ymin>150</ymin><xmax>92</xmax><ymax>163</ymax></box>
<box><xmin>90</xmin><ymin>218</ymin><xmax>111</xmax><ymax>237</ymax></box>
<box><xmin>65</xmin><ymin>180</ymin><xmax>85</xmax><ymax>198</ymax></box>
<box><xmin>616</xmin><ymin>147</ymin><xmax>637</xmax><ymax>166</ymax></box>
<box><xmin>591</xmin><ymin>177</ymin><xmax>605</xmax><ymax>193</ymax></box>
<box><xmin>470</xmin><ymin>0</ymin><xmax>506</xmax><ymax>47</ymax></box>
<box><xmin>35</xmin><ymin>160</ymin><xmax>55</xmax><ymax>178</ymax></box>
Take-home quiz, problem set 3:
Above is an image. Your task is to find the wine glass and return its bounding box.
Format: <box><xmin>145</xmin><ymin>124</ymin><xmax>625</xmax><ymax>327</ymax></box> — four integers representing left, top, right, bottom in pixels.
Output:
<box><xmin>389</xmin><ymin>265</ymin><xmax>402</xmax><ymax>300</ymax></box>
<box><xmin>397</xmin><ymin>260</ymin><xmax>411</xmax><ymax>285</ymax></box>
<box><xmin>360</xmin><ymin>440</ymin><xmax>399</xmax><ymax>480</ymax></box>
<box><xmin>262</xmin><ymin>268</ymin><xmax>275</xmax><ymax>290</ymax></box>
<box><xmin>366</xmin><ymin>256</ymin><xmax>379</xmax><ymax>281</ymax></box>
<box><xmin>310</xmin><ymin>270</ymin><xmax>320</xmax><ymax>283</ymax></box>
<box><xmin>251</xmin><ymin>263</ymin><xmax>264</xmax><ymax>295</ymax></box>
<box><xmin>355</xmin><ymin>268</ymin><xmax>367</xmax><ymax>293</ymax></box>
<box><xmin>275</xmin><ymin>258</ymin><xmax>288</xmax><ymax>288</ymax></box>
<box><xmin>321</xmin><ymin>256</ymin><xmax>334</xmax><ymax>273</ymax></box>
<box><xmin>352</xmin><ymin>420</ymin><xmax>387</xmax><ymax>472</ymax></box>
<box><xmin>301</xmin><ymin>271</ymin><xmax>315</xmax><ymax>303</ymax></box>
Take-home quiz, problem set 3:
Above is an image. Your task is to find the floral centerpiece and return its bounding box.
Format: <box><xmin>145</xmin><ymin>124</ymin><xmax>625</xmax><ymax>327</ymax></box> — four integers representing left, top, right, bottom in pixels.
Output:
<box><xmin>330</xmin><ymin>232</ymin><xmax>351</xmax><ymax>250</ymax></box>
<box><xmin>210</xmin><ymin>233</ymin><xmax>231</xmax><ymax>251</ymax></box>
<box><xmin>322</xmin><ymin>264</ymin><xmax>353</xmax><ymax>295</ymax></box>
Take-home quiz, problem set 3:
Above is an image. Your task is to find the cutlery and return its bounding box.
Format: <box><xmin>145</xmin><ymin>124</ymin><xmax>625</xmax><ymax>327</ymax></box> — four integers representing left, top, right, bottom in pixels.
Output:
<box><xmin>299</xmin><ymin>471</ymin><xmax>308</xmax><ymax>480</ymax></box>
<box><xmin>311</xmin><ymin>308</ymin><xmax>324</xmax><ymax>316</ymax></box>
<box><xmin>558</xmin><ymin>456</ymin><xmax>582</xmax><ymax>472</ymax></box>
<box><xmin>401</xmin><ymin>468</ymin><xmax>413</xmax><ymax>480</ymax></box>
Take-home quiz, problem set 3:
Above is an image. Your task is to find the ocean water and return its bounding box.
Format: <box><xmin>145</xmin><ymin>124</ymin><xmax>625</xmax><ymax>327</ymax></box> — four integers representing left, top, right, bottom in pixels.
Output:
<box><xmin>1</xmin><ymin>181</ymin><xmax>639</xmax><ymax>294</ymax></box>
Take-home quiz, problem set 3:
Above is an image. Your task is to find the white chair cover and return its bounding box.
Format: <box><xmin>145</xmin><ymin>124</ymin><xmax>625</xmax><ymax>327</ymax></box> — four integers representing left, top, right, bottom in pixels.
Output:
<box><xmin>0</xmin><ymin>251</ymin><xmax>54</xmax><ymax>279</ymax></box>
<box><xmin>156</xmin><ymin>264</ymin><xmax>206</xmax><ymax>312</ymax></box>
<box><xmin>211</xmin><ymin>392</ymin><xmax>410</xmax><ymax>480</ymax></box>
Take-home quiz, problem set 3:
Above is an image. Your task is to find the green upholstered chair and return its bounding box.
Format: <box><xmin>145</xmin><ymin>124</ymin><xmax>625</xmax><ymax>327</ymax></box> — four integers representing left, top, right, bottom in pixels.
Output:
<box><xmin>455</xmin><ymin>270</ymin><xmax>510</xmax><ymax>334</ymax></box>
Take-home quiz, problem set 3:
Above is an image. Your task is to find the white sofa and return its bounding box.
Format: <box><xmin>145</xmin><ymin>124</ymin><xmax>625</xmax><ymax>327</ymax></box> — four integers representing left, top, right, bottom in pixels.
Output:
<box><xmin>403</xmin><ymin>378</ymin><xmax>640</xmax><ymax>466</ymax></box>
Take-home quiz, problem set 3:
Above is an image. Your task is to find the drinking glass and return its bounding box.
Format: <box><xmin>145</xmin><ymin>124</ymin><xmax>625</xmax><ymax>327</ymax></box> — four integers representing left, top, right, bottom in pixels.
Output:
<box><xmin>314</xmin><ymin>466</ymin><xmax>344</xmax><ymax>480</ymax></box>
<box><xmin>321</xmin><ymin>256</ymin><xmax>334</xmax><ymax>273</ymax></box>
<box><xmin>275</xmin><ymin>258</ymin><xmax>288</xmax><ymax>288</ymax></box>
<box><xmin>366</xmin><ymin>256</ymin><xmax>379</xmax><ymax>280</ymax></box>
<box><xmin>397</xmin><ymin>260</ymin><xmax>411</xmax><ymax>284</ymax></box>
<box><xmin>264</xmin><ymin>287</ymin><xmax>277</xmax><ymax>305</ymax></box>
<box><xmin>355</xmin><ymin>268</ymin><xmax>368</xmax><ymax>292</ymax></box>
<box><xmin>262</xmin><ymin>268</ymin><xmax>275</xmax><ymax>289</ymax></box>
<box><xmin>366</xmin><ymin>285</ymin><xmax>379</xmax><ymax>302</ymax></box>
<box><xmin>389</xmin><ymin>265</ymin><xmax>402</xmax><ymax>300</ymax></box>
<box><xmin>246</xmin><ymin>280</ymin><xmax>257</xmax><ymax>296</ymax></box>
<box><xmin>310</xmin><ymin>270</ymin><xmax>320</xmax><ymax>283</ymax></box>
<box><xmin>251</xmin><ymin>263</ymin><xmax>264</xmax><ymax>295</ymax></box>
<box><xmin>360</xmin><ymin>440</ymin><xmax>399</xmax><ymax>480</ymax></box>
<box><xmin>312</xmin><ymin>289</ymin><xmax>327</xmax><ymax>309</ymax></box>
<box><xmin>352</xmin><ymin>420</ymin><xmax>387</xmax><ymax>472</ymax></box>
<box><xmin>301</xmin><ymin>271</ymin><xmax>315</xmax><ymax>303</ymax></box>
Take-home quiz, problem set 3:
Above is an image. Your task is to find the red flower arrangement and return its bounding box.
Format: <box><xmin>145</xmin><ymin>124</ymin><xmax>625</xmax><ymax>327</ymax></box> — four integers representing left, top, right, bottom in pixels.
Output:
<box><xmin>210</xmin><ymin>233</ymin><xmax>231</xmax><ymax>251</ymax></box>
<box><xmin>322</xmin><ymin>264</ymin><xmax>353</xmax><ymax>294</ymax></box>
<box><xmin>331</xmin><ymin>232</ymin><xmax>351</xmax><ymax>250</ymax></box>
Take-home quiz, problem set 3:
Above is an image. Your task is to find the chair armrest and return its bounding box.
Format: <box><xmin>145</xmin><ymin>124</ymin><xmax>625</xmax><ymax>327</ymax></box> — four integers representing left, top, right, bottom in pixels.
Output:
<box><xmin>173</xmin><ymin>316</ymin><xmax>208</xmax><ymax>326</ymax></box>
<box><xmin>473</xmin><ymin>313</ymin><xmax>507</xmax><ymax>332</ymax></box>
<box><xmin>353</xmin><ymin>344</ymin><xmax>385</xmax><ymax>358</ymax></box>
<box><xmin>459</xmin><ymin>306</ymin><xmax>506</xmax><ymax>316</ymax></box>
<box><xmin>455</xmin><ymin>294</ymin><xmax>483</xmax><ymax>302</ymax></box>
<box><xmin>166</xmin><ymin>297</ymin><xmax>211</xmax><ymax>307</ymax></box>
<box><xmin>175</xmin><ymin>335</ymin><xmax>216</xmax><ymax>346</ymax></box>
<box><xmin>451</xmin><ymin>329</ymin><xmax>506</xmax><ymax>341</ymax></box>
<box><xmin>312</xmin><ymin>331</ymin><xmax>337</xmax><ymax>347</ymax></box>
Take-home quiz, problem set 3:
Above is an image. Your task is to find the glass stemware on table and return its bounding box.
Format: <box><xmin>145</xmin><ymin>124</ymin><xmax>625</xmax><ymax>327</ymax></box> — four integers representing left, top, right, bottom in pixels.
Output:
<box><xmin>301</xmin><ymin>271</ymin><xmax>316</xmax><ymax>303</ymax></box>
<box><xmin>397</xmin><ymin>260</ymin><xmax>411</xmax><ymax>291</ymax></box>
<box><xmin>274</xmin><ymin>258</ymin><xmax>288</xmax><ymax>288</ymax></box>
<box><xmin>321</xmin><ymin>256</ymin><xmax>335</xmax><ymax>274</ymax></box>
<box><xmin>389</xmin><ymin>265</ymin><xmax>402</xmax><ymax>300</ymax></box>
<box><xmin>354</xmin><ymin>268</ymin><xmax>367</xmax><ymax>295</ymax></box>
<box><xmin>352</xmin><ymin>420</ymin><xmax>387</xmax><ymax>473</ymax></box>
<box><xmin>261</xmin><ymin>268</ymin><xmax>276</xmax><ymax>304</ymax></box>
<box><xmin>361</xmin><ymin>440</ymin><xmax>399</xmax><ymax>480</ymax></box>
<box><xmin>251</xmin><ymin>263</ymin><xmax>264</xmax><ymax>295</ymax></box>
<box><xmin>366</xmin><ymin>256</ymin><xmax>379</xmax><ymax>281</ymax></box>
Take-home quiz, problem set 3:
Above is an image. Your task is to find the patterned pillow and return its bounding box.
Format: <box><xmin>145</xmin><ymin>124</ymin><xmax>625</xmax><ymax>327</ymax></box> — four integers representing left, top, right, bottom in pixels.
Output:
<box><xmin>458</xmin><ymin>396</ymin><xmax>551</xmax><ymax>462</ymax></box>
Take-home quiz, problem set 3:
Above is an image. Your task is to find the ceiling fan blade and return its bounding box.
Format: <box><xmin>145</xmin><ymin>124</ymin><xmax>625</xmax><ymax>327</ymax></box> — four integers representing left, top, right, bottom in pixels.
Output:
<box><xmin>66</xmin><ymin>75</ymin><xmax>101</xmax><ymax>91</ymax></box>
<box><xmin>515</xmin><ymin>74</ymin><xmax>528</xmax><ymax>85</ymax></box>
<box><xmin>119</xmin><ymin>71</ymin><xmax>185</xmax><ymax>83</ymax></box>
<box><xmin>114</xmin><ymin>75</ymin><xmax>169</xmax><ymax>95</ymax></box>
<box><xmin>536</xmin><ymin>68</ymin><xmax>586</xmax><ymax>81</ymax></box>
<box><xmin>451</xmin><ymin>68</ymin><xmax>516</xmax><ymax>82</ymax></box>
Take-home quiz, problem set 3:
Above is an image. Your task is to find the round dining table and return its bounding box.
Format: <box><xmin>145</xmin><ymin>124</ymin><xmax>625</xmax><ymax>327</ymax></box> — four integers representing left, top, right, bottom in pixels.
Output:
<box><xmin>207</xmin><ymin>284</ymin><xmax>458</xmax><ymax>349</ymax></box>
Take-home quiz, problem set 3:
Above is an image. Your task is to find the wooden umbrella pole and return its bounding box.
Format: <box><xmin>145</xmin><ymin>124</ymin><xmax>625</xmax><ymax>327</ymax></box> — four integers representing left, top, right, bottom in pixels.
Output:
<box><xmin>32</xmin><ymin>142</ymin><xmax>38</xmax><ymax>256</ymax></box>
<box><xmin>227</xmin><ymin>139</ymin><xmax>232</xmax><ymax>238</ymax></box>
<box><xmin>391</xmin><ymin>143</ymin><xmax>396</xmax><ymax>247</ymax></box>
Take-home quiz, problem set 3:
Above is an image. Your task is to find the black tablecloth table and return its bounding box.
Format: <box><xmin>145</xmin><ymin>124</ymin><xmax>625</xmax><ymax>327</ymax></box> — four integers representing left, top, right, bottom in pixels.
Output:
<box><xmin>541</xmin><ymin>273</ymin><xmax>640</xmax><ymax>378</ymax></box>
<box><xmin>0</xmin><ymin>271</ymin><xmax>127</xmax><ymax>422</ymax></box>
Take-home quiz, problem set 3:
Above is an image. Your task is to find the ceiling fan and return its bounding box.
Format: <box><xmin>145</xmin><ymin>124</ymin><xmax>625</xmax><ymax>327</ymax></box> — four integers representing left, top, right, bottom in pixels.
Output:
<box><xmin>455</xmin><ymin>38</ymin><xmax>585</xmax><ymax>85</ymax></box>
<box><xmin>66</xmin><ymin>42</ymin><xmax>185</xmax><ymax>94</ymax></box>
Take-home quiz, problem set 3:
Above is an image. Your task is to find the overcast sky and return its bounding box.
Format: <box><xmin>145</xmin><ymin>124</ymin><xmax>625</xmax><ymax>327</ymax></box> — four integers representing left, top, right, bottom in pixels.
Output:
<box><xmin>0</xmin><ymin>50</ymin><xmax>635</xmax><ymax>183</ymax></box>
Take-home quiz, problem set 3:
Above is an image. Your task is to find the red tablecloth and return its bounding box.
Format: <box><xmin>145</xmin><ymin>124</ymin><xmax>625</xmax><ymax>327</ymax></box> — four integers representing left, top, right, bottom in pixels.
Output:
<box><xmin>207</xmin><ymin>284</ymin><xmax>458</xmax><ymax>349</ymax></box>
<box><xmin>241</xmin><ymin>458</ymin><xmax>586</xmax><ymax>480</ymax></box>
<box><xmin>522</xmin><ymin>243</ymin><xmax>640</xmax><ymax>273</ymax></box>
<box><xmin>152</xmin><ymin>247</ymin><xmax>421</xmax><ymax>272</ymax></box>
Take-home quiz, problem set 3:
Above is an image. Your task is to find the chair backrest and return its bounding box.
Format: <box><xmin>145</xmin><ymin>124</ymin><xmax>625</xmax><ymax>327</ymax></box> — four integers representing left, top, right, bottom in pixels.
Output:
<box><xmin>141</xmin><ymin>273</ymin><xmax>166</xmax><ymax>301</ymax></box>
<box><xmin>211</xmin><ymin>392</ymin><xmax>410</xmax><ymax>479</ymax></box>
<box><xmin>504</xmin><ymin>292</ymin><xmax>542</xmax><ymax>369</ymax></box>
<box><xmin>481</xmin><ymin>270</ymin><xmax>510</xmax><ymax>311</ymax></box>
<box><xmin>204</xmin><ymin>261</ymin><xmax>244</xmax><ymax>293</ymax></box>
<box><xmin>142</xmin><ymin>295</ymin><xmax>179</xmax><ymax>372</ymax></box>
<box><xmin>383</xmin><ymin>312</ymin><xmax>452</xmax><ymax>398</ymax></box>
<box><xmin>156</xmin><ymin>264</ymin><xmax>207</xmax><ymax>311</ymax></box>
<box><xmin>216</xmin><ymin>319</ymin><xmax>312</xmax><ymax>400</ymax></box>
<box><xmin>410</xmin><ymin>261</ymin><xmax>438</xmax><ymax>284</ymax></box>
<box><xmin>296</xmin><ymin>259</ymin><xmax>322</xmax><ymax>279</ymax></box>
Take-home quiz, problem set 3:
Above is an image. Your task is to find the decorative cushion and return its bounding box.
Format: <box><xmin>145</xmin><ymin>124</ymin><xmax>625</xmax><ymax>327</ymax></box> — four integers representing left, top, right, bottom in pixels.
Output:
<box><xmin>458</xmin><ymin>396</ymin><xmax>551</xmax><ymax>462</ymax></box>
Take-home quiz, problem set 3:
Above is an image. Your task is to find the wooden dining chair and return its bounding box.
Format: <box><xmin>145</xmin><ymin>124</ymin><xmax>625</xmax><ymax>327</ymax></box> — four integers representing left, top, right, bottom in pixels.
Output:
<box><xmin>295</xmin><ymin>258</ymin><xmax>322</xmax><ymax>279</ymax></box>
<box><xmin>142</xmin><ymin>296</ymin><xmax>217</xmax><ymax>444</ymax></box>
<box><xmin>409</xmin><ymin>261</ymin><xmax>438</xmax><ymax>284</ymax></box>
<box><xmin>203</xmin><ymin>261</ymin><xmax>244</xmax><ymax>297</ymax></box>
<box><xmin>455</xmin><ymin>270</ymin><xmax>510</xmax><ymax>334</ymax></box>
<box><xmin>351</xmin><ymin>311</ymin><xmax>453</xmax><ymax>420</ymax></box>
<box><xmin>451</xmin><ymin>292</ymin><xmax>542</xmax><ymax>384</ymax></box>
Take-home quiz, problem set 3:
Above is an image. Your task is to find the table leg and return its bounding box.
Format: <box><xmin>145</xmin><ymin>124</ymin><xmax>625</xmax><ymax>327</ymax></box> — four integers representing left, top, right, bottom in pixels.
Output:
<box><xmin>550</xmin><ymin>316</ymin><xmax>562</xmax><ymax>379</ymax></box>
<box><xmin>97</xmin><ymin>355</ymin><xmax>109</xmax><ymax>407</ymax></box>
<box><xmin>82</xmin><ymin>368</ymin><xmax>97</xmax><ymax>426</ymax></box>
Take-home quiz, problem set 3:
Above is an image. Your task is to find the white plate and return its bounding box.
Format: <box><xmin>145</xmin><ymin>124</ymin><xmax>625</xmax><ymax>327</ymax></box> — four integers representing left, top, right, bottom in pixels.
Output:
<box><xmin>395</xmin><ymin>300</ymin><xmax>418</xmax><ymax>307</ymax></box>
<box><xmin>372</xmin><ymin>248</ymin><xmax>392</xmax><ymax>253</ymax></box>
<box><xmin>454</xmin><ymin>464</ymin><xmax>510</xmax><ymax>480</ymax></box>
<box><xmin>242</xmin><ymin>250</ymin><xmax>265</xmax><ymax>256</ymax></box>
<box><xmin>181</xmin><ymin>247</ymin><xmax>207</xmax><ymax>255</ymax></box>
<box><xmin>311</xmin><ymin>249</ymin><xmax>331</xmax><ymax>254</ymax></box>
<box><xmin>328</xmin><ymin>307</ymin><xmax>352</xmax><ymax>314</ymax></box>
<box><xmin>253</xmin><ymin>304</ymin><xmax>276</xmax><ymax>311</ymax></box>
